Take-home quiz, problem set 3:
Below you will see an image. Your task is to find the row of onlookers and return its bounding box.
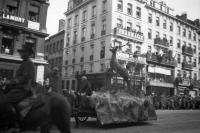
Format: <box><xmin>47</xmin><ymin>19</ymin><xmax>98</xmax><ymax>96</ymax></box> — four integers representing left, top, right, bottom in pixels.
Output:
<box><xmin>151</xmin><ymin>95</ymin><xmax>200</xmax><ymax>110</ymax></box>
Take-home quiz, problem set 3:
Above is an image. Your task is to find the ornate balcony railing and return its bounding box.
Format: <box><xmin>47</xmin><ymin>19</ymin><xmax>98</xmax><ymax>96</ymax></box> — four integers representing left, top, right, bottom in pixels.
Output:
<box><xmin>182</xmin><ymin>46</ymin><xmax>193</xmax><ymax>56</ymax></box>
<box><xmin>154</xmin><ymin>37</ymin><xmax>169</xmax><ymax>48</ymax></box>
<box><xmin>182</xmin><ymin>62</ymin><xmax>193</xmax><ymax>70</ymax></box>
<box><xmin>113</xmin><ymin>27</ymin><xmax>144</xmax><ymax>42</ymax></box>
<box><xmin>146</xmin><ymin>53</ymin><xmax>176</xmax><ymax>67</ymax></box>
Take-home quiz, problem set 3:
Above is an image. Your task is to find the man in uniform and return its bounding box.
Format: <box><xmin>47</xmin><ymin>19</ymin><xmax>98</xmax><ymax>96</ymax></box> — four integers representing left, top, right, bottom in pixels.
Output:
<box><xmin>0</xmin><ymin>44</ymin><xmax>35</xmax><ymax>107</ymax></box>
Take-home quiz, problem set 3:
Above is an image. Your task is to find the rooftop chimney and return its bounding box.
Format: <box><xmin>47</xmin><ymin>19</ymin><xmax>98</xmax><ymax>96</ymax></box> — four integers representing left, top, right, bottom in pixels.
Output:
<box><xmin>181</xmin><ymin>12</ymin><xmax>187</xmax><ymax>20</ymax></box>
<box><xmin>58</xmin><ymin>19</ymin><xmax>65</xmax><ymax>32</ymax></box>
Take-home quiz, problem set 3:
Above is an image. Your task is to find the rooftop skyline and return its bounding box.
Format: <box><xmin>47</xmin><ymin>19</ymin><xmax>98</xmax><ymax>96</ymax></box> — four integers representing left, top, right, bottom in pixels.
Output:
<box><xmin>46</xmin><ymin>0</ymin><xmax>200</xmax><ymax>36</ymax></box>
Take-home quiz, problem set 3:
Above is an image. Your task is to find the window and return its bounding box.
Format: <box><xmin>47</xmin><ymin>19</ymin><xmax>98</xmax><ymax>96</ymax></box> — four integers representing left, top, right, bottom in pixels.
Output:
<box><xmin>92</xmin><ymin>5</ymin><xmax>96</xmax><ymax>17</ymax></box>
<box><xmin>177</xmin><ymin>54</ymin><xmax>181</xmax><ymax>64</ymax></box>
<box><xmin>65</xmin><ymin>66</ymin><xmax>68</xmax><ymax>76</ymax></box>
<box><xmin>73</xmin><ymin>31</ymin><xmax>77</xmax><ymax>44</ymax></box>
<box><xmin>188</xmin><ymin>31</ymin><xmax>191</xmax><ymax>39</ymax></box>
<box><xmin>80</xmin><ymin>57</ymin><xmax>84</xmax><ymax>62</ymax></box>
<box><xmin>100</xmin><ymin>63</ymin><xmax>105</xmax><ymax>72</ymax></box>
<box><xmin>183</xmin><ymin>41</ymin><xmax>186</xmax><ymax>47</ymax></box>
<box><xmin>25</xmin><ymin>37</ymin><xmax>36</xmax><ymax>58</ymax></box>
<box><xmin>72</xmin><ymin>66</ymin><xmax>75</xmax><ymax>74</ymax></box>
<box><xmin>91</xmin><ymin>23</ymin><xmax>95</xmax><ymax>38</ymax></box>
<box><xmin>193</xmin><ymin>33</ymin><xmax>196</xmax><ymax>41</ymax></box>
<box><xmin>67</xmin><ymin>18</ymin><xmax>71</xmax><ymax>28</ymax></box>
<box><xmin>194</xmin><ymin>73</ymin><xmax>197</xmax><ymax>80</ymax></box>
<box><xmin>177</xmin><ymin>39</ymin><xmax>181</xmax><ymax>48</ymax></box>
<box><xmin>74</xmin><ymin>15</ymin><xmax>78</xmax><ymax>25</ymax></box>
<box><xmin>170</xmin><ymin>22</ymin><xmax>173</xmax><ymax>31</ymax></box>
<box><xmin>177</xmin><ymin>70</ymin><xmax>181</xmax><ymax>77</ymax></box>
<box><xmin>66</xmin><ymin>33</ymin><xmax>70</xmax><ymax>46</ymax></box>
<box><xmin>82</xmin><ymin>10</ymin><xmax>87</xmax><ymax>21</ymax></box>
<box><xmin>102</xmin><ymin>0</ymin><xmax>107</xmax><ymax>12</ymax></box>
<box><xmin>193</xmin><ymin>58</ymin><xmax>197</xmax><ymax>67</ymax></box>
<box><xmin>193</xmin><ymin>45</ymin><xmax>196</xmax><ymax>54</ymax></box>
<box><xmin>156</xmin><ymin>31</ymin><xmax>160</xmax><ymax>38</ymax></box>
<box><xmin>183</xmin><ymin>71</ymin><xmax>187</xmax><ymax>78</ymax></box>
<box><xmin>72</xmin><ymin>80</ymin><xmax>75</xmax><ymax>90</ymax></box>
<box><xmin>189</xmin><ymin>57</ymin><xmax>192</xmax><ymax>63</ymax></box>
<box><xmin>90</xmin><ymin>44</ymin><xmax>94</xmax><ymax>49</ymax></box>
<box><xmin>177</xmin><ymin>26</ymin><xmax>181</xmax><ymax>35</ymax></box>
<box><xmin>188</xmin><ymin>43</ymin><xmax>192</xmax><ymax>48</ymax></box>
<box><xmin>117</xmin><ymin>18</ymin><xmax>123</xmax><ymax>27</ymax></box>
<box><xmin>170</xmin><ymin>36</ymin><xmax>173</xmax><ymax>46</ymax></box>
<box><xmin>148</xmin><ymin>29</ymin><xmax>152</xmax><ymax>39</ymax></box>
<box><xmin>127</xmin><ymin>22</ymin><xmax>132</xmax><ymax>31</ymax></box>
<box><xmin>188</xmin><ymin>72</ymin><xmax>192</xmax><ymax>79</ymax></box>
<box><xmin>29</xmin><ymin>4</ymin><xmax>40</xmax><ymax>22</ymax></box>
<box><xmin>136</xmin><ymin>46</ymin><xmax>141</xmax><ymax>54</ymax></box>
<box><xmin>183</xmin><ymin>28</ymin><xmax>186</xmax><ymax>37</ymax></box>
<box><xmin>81</xmin><ymin>27</ymin><xmax>86</xmax><ymax>42</ymax></box>
<box><xmin>90</xmin><ymin>54</ymin><xmax>94</xmax><ymax>61</ymax></box>
<box><xmin>136</xmin><ymin>7</ymin><xmax>141</xmax><ymax>18</ymax></box>
<box><xmin>100</xmin><ymin>42</ymin><xmax>105</xmax><ymax>59</ymax></box>
<box><xmin>66</xmin><ymin>80</ymin><xmax>70</xmax><ymax>90</ymax></box>
<box><xmin>6</xmin><ymin>0</ymin><xmax>19</xmax><ymax>15</ymax></box>
<box><xmin>163</xmin><ymin>19</ymin><xmax>167</xmax><ymax>29</ymax></box>
<box><xmin>81</xmin><ymin>46</ymin><xmax>84</xmax><ymax>52</ymax></box>
<box><xmin>89</xmin><ymin>63</ymin><xmax>93</xmax><ymax>72</ymax></box>
<box><xmin>148</xmin><ymin>13</ymin><xmax>152</xmax><ymax>23</ymax></box>
<box><xmin>117</xmin><ymin>0</ymin><xmax>123</xmax><ymax>11</ymax></box>
<box><xmin>101</xmin><ymin>19</ymin><xmax>106</xmax><ymax>35</ymax></box>
<box><xmin>136</xmin><ymin>25</ymin><xmax>141</xmax><ymax>32</ymax></box>
<box><xmin>163</xmin><ymin>34</ymin><xmax>167</xmax><ymax>39</ymax></box>
<box><xmin>127</xmin><ymin>3</ymin><xmax>132</xmax><ymax>15</ymax></box>
<box><xmin>1</xmin><ymin>35</ymin><xmax>14</xmax><ymax>55</ymax></box>
<box><xmin>156</xmin><ymin>17</ymin><xmax>160</xmax><ymax>26</ymax></box>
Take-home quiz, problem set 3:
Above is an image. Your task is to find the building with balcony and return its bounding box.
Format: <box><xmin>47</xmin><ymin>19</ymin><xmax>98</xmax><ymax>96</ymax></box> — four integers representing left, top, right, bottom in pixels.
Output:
<box><xmin>62</xmin><ymin>0</ymin><xmax>200</xmax><ymax>96</ymax></box>
<box><xmin>44</xmin><ymin>27</ymin><xmax>64</xmax><ymax>90</ymax></box>
<box><xmin>0</xmin><ymin>0</ymin><xmax>49</xmax><ymax>83</ymax></box>
<box><xmin>145</xmin><ymin>0</ymin><xmax>200</xmax><ymax>96</ymax></box>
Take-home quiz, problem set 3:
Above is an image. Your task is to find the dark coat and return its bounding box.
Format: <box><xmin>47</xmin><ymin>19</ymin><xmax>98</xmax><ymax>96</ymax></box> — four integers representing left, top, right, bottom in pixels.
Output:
<box><xmin>78</xmin><ymin>80</ymin><xmax>92</xmax><ymax>96</ymax></box>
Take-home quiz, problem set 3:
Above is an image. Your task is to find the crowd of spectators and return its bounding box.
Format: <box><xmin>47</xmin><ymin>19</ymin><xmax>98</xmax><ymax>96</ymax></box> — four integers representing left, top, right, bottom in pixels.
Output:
<box><xmin>151</xmin><ymin>93</ymin><xmax>200</xmax><ymax>110</ymax></box>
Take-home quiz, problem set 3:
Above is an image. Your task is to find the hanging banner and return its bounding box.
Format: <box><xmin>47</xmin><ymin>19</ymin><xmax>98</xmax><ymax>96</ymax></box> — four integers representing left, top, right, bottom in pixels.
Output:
<box><xmin>148</xmin><ymin>66</ymin><xmax>171</xmax><ymax>75</ymax></box>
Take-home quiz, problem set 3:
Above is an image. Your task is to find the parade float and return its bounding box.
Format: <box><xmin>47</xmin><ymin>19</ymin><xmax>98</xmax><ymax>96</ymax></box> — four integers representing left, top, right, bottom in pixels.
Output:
<box><xmin>68</xmin><ymin>45</ymin><xmax>157</xmax><ymax>126</ymax></box>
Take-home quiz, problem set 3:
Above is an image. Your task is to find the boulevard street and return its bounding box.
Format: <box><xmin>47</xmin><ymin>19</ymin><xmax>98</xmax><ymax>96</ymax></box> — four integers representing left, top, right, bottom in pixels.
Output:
<box><xmin>68</xmin><ymin>110</ymin><xmax>200</xmax><ymax>133</ymax></box>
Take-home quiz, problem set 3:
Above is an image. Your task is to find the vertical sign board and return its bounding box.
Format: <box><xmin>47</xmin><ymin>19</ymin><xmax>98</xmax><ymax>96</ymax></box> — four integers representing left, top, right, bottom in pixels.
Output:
<box><xmin>36</xmin><ymin>65</ymin><xmax>44</xmax><ymax>85</ymax></box>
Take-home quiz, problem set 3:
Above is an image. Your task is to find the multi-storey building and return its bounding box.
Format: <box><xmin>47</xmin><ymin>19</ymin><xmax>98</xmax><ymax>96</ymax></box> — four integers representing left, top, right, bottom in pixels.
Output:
<box><xmin>63</xmin><ymin>0</ymin><xmax>200</xmax><ymax>96</ymax></box>
<box><xmin>44</xmin><ymin>25</ymin><xmax>64</xmax><ymax>89</ymax></box>
<box><xmin>0</xmin><ymin>0</ymin><xmax>49</xmax><ymax>83</ymax></box>
<box><xmin>144</xmin><ymin>1</ymin><xmax>200</xmax><ymax>96</ymax></box>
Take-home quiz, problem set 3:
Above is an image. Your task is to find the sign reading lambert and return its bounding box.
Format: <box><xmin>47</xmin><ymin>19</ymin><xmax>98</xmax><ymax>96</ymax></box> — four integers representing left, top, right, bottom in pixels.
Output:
<box><xmin>1</xmin><ymin>13</ymin><xmax>25</xmax><ymax>23</ymax></box>
<box><xmin>28</xmin><ymin>20</ymin><xmax>40</xmax><ymax>31</ymax></box>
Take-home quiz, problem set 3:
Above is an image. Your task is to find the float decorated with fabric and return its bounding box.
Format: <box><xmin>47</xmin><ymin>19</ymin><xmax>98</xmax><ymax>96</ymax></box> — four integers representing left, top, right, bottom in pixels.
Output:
<box><xmin>68</xmin><ymin>45</ymin><xmax>157</xmax><ymax>126</ymax></box>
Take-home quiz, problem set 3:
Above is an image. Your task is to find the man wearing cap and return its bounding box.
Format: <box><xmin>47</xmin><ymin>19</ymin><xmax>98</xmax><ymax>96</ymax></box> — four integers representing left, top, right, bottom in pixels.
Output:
<box><xmin>0</xmin><ymin>45</ymin><xmax>35</xmax><ymax>107</ymax></box>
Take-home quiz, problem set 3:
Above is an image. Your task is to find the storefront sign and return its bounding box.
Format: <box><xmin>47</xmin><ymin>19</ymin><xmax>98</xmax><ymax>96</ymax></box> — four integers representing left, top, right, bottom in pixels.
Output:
<box><xmin>2</xmin><ymin>13</ymin><xmax>25</xmax><ymax>23</ymax></box>
<box><xmin>117</xmin><ymin>52</ymin><xmax>146</xmax><ymax>64</ymax></box>
<box><xmin>148</xmin><ymin>66</ymin><xmax>171</xmax><ymax>75</ymax></box>
<box><xmin>28</xmin><ymin>20</ymin><xmax>40</xmax><ymax>30</ymax></box>
<box><xmin>1</xmin><ymin>12</ymin><xmax>40</xmax><ymax>31</ymax></box>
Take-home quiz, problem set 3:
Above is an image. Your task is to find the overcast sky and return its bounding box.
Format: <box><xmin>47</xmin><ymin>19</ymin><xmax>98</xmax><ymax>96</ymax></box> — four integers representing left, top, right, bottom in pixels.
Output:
<box><xmin>46</xmin><ymin>0</ymin><xmax>200</xmax><ymax>36</ymax></box>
